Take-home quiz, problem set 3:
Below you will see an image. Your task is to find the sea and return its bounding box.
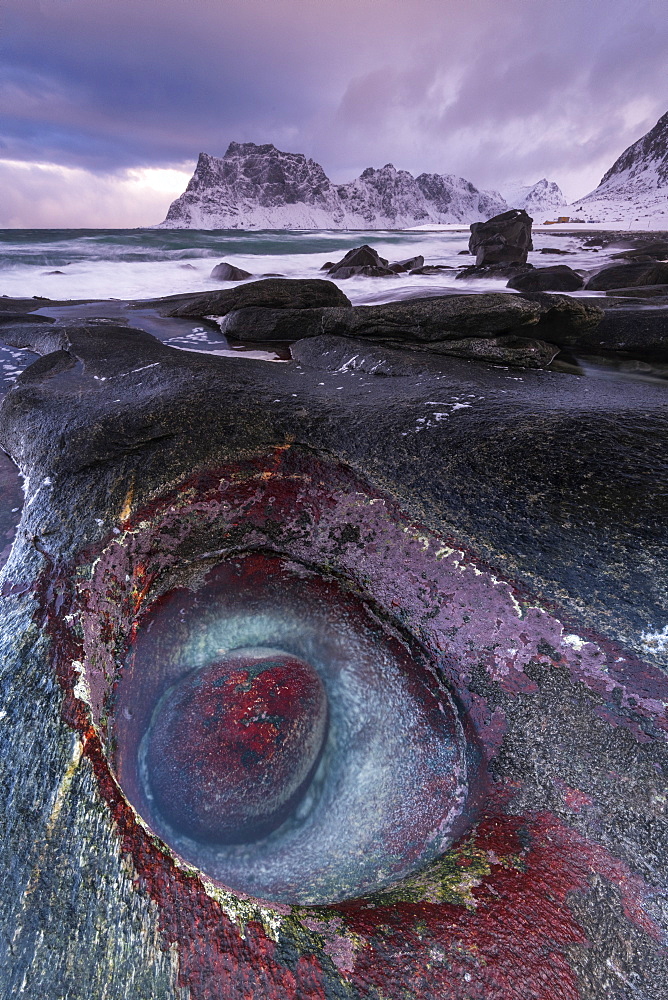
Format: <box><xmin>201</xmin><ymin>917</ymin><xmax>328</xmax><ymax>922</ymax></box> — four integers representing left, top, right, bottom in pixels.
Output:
<box><xmin>0</xmin><ymin>225</ymin><xmax>617</xmax><ymax>306</ymax></box>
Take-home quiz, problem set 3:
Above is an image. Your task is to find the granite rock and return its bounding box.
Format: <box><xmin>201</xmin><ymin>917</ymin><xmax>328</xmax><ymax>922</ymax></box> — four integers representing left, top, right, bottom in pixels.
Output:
<box><xmin>210</xmin><ymin>262</ymin><xmax>253</xmax><ymax>281</ymax></box>
<box><xmin>507</xmin><ymin>265</ymin><xmax>585</xmax><ymax>293</ymax></box>
<box><xmin>469</xmin><ymin>209</ymin><xmax>534</xmax><ymax>265</ymax></box>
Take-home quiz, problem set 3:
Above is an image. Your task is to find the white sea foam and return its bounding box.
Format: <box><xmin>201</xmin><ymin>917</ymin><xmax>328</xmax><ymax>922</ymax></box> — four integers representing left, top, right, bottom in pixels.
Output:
<box><xmin>0</xmin><ymin>227</ymin><xmax>636</xmax><ymax>305</ymax></box>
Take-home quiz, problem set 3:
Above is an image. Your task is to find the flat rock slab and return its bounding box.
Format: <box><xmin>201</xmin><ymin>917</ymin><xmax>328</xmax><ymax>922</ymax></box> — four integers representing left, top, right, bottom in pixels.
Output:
<box><xmin>585</xmin><ymin>260</ymin><xmax>668</xmax><ymax>291</ymax></box>
<box><xmin>138</xmin><ymin>277</ymin><xmax>352</xmax><ymax>318</ymax></box>
<box><xmin>221</xmin><ymin>292</ymin><xmax>546</xmax><ymax>343</ymax></box>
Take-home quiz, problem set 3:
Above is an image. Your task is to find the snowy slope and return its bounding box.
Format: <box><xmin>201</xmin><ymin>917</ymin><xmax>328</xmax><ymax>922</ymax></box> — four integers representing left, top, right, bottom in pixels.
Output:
<box><xmin>502</xmin><ymin>179</ymin><xmax>567</xmax><ymax>217</ymax></box>
<box><xmin>158</xmin><ymin>143</ymin><xmax>507</xmax><ymax>229</ymax></box>
<box><xmin>570</xmin><ymin>111</ymin><xmax>668</xmax><ymax>226</ymax></box>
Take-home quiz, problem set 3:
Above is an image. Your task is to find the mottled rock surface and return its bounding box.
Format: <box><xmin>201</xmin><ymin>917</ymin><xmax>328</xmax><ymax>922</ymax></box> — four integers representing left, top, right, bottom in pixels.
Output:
<box><xmin>0</xmin><ymin>315</ymin><xmax>666</xmax><ymax>998</ymax></box>
<box><xmin>469</xmin><ymin>209</ymin><xmax>534</xmax><ymax>265</ymax></box>
<box><xmin>507</xmin><ymin>265</ymin><xmax>585</xmax><ymax>293</ymax></box>
<box><xmin>210</xmin><ymin>261</ymin><xmax>253</xmax><ymax>281</ymax></box>
<box><xmin>584</xmin><ymin>260</ymin><xmax>668</xmax><ymax>291</ymax></box>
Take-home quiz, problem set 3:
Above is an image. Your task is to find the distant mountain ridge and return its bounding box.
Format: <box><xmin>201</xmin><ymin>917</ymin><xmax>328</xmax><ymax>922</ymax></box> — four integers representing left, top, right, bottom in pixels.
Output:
<box><xmin>572</xmin><ymin>111</ymin><xmax>668</xmax><ymax>225</ymax></box>
<box><xmin>158</xmin><ymin>142</ymin><xmax>509</xmax><ymax>229</ymax></box>
<box><xmin>502</xmin><ymin>178</ymin><xmax>567</xmax><ymax>216</ymax></box>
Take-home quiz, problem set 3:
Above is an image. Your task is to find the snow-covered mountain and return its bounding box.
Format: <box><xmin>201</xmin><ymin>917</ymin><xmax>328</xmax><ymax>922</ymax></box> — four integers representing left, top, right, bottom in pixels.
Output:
<box><xmin>502</xmin><ymin>178</ymin><xmax>567</xmax><ymax>217</ymax></box>
<box><xmin>158</xmin><ymin>142</ymin><xmax>507</xmax><ymax>229</ymax></box>
<box><xmin>570</xmin><ymin>111</ymin><xmax>668</xmax><ymax>226</ymax></box>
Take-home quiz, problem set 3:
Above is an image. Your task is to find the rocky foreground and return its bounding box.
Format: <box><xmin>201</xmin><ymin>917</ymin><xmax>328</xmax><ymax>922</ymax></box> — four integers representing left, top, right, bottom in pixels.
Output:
<box><xmin>0</xmin><ymin>245</ymin><xmax>667</xmax><ymax>997</ymax></box>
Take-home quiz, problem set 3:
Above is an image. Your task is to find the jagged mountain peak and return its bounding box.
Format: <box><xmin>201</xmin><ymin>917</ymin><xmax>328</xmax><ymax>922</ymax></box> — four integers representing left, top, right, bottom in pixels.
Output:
<box><xmin>597</xmin><ymin>110</ymin><xmax>668</xmax><ymax>190</ymax></box>
<box><xmin>573</xmin><ymin>110</ymin><xmax>668</xmax><ymax>225</ymax></box>
<box><xmin>501</xmin><ymin>178</ymin><xmax>566</xmax><ymax>213</ymax></box>
<box><xmin>159</xmin><ymin>143</ymin><xmax>508</xmax><ymax>229</ymax></box>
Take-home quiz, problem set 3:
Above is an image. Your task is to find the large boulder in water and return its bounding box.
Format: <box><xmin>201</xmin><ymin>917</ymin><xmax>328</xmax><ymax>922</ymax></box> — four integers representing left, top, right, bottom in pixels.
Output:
<box><xmin>210</xmin><ymin>262</ymin><xmax>253</xmax><ymax>281</ymax></box>
<box><xmin>142</xmin><ymin>277</ymin><xmax>352</xmax><ymax>318</ymax></box>
<box><xmin>507</xmin><ymin>265</ymin><xmax>585</xmax><ymax>293</ymax></box>
<box><xmin>325</xmin><ymin>245</ymin><xmax>396</xmax><ymax>278</ymax></box>
<box><xmin>456</xmin><ymin>262</ymin><xmax>534</xmax><ymax>282</ymax></box>
<box><xmin>584</xmin><ymin>261</ymin><xmax>668</xmax><ymax>291</ymax></box>
<box><xmin>469</xmin><ymin>209</ymin><xmax>533</xmax><ymax>265</ymax></box>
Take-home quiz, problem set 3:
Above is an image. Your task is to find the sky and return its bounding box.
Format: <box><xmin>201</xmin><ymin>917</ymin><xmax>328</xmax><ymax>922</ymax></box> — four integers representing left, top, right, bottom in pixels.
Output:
<box><xmin>1</xmin><ymin>0</ymin><xmax>667</xmax><ymax>227</ymax></box>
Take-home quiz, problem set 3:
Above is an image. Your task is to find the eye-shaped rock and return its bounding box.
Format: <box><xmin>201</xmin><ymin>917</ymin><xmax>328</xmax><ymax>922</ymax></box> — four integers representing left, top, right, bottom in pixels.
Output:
<box><xmin>113</xmin><ymin>553</ymin><xmax>477</xmax><ymax>905</ymax></box>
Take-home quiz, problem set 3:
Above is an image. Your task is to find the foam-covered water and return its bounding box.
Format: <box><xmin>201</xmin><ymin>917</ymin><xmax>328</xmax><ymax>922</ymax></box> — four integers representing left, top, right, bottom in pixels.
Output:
<box><xmin>0</xmin><ymin>227</ymin><xmax>612</xmax><ymax>304</ymax></box>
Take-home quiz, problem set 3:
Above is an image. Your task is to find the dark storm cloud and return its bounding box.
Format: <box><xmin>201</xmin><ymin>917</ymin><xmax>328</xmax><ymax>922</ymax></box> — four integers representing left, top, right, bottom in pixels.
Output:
<box><xmin>0</xmin><ymin>0</ymin><xmax>667</xmax><ymax>222</ymax></box>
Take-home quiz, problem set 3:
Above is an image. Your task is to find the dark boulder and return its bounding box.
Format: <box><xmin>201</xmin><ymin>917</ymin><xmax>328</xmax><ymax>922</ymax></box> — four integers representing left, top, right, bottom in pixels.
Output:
<box><xmin>587</xmin><ymin>305</ymin><xmax>668</xmax><ymax>361</ymax></box>
<box><xmin>538</xmin><ymin>247</ymin><xmax>574</xmax><ymax>255</ymax></box>
<box><xmin>218</xmin><ymin>292</ymin><xmax>601</xmax><ymax>348</ymax></box>
<box><xmin>219</xmin><ymin>306</ymin><xmax>328</xmax><ymax>342</ymax></box>
<box><xmin>513</xmin><ymin>293</ymin><xmax>604</xmax><ymax>349</ymax></box>
<box><xmin>329</xmin><ymin>265</ymin><xmax>397</xmax><ymax>278</ymax></box>
<box><xmin>326</xmin><ymin>245</ymin><xmax>395</xmax><ymax>278</ymax></box>
<box><xmin>604</xmin><ymin>285</ymin><xmax>668</xmax><ymax>299</ymax></box>
<box><xmin>409</xmin><ymin>264</ymin><xmax>454</xmax><ymax>275</ymax></box>
<box><xmin>388</xmin><ymin>255</ymin><xmax>425</xmax><ymax>273</ymax></box>
<box><xmin>413</xmin><ymin>332</ymin><xmax>559</xmax><ymax>368</ymax></box>
<box><xmin>210</xmin><ymin>262</ymin><xmax>253</xmax><ymax>281</ymax></box>
<box><xmin>144</xmin><ymin>278</ymin><xmax>352</xmax><ymax>319</ymax></box>
<box><xmin>456</xmin><ymin>262</ymin><xmax>534</xmax><ymax>282</ymax></box>
<box><xmin>469</xmin><ymin>209</ymin><xmax>533</xmax><ymax>266</ymax></box>
<box><xmin>220</xmin><ymin>293</ymin><xmax>543</xmax><ymax>344</ymax></box>
<box><xmin>517</xmin><ymin>293</ymin><xmax>666</xmax><ymax>360</ymax></box>
<box><xmin>507</xmin><ymin>265</ymin><xmax>585</xmax><ymax>293</ymax></box>
<box><xmin>609</xmin><ymin>241</ymin><xmax>668</xmax><ymax>261</ymax></box>
<box><xmin>584</xmin><ymin>261</ymin><xmax>668</xmax><ymax>291</ymax></box>
<box><xmin>290</xmin><ymin>335</ymin><xmax>438</xmax><ymax>376</ymax></box>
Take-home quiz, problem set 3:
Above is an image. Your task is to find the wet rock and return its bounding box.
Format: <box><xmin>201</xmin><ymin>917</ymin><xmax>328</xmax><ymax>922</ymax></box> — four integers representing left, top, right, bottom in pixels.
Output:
<box><xmin>609</xmin><ymin>241</ymin><xmax>668</xmax><ymax>260</ymax></box>
<box><xmin>588</xmin><ymin>305</ymin><xmax>668</xmax><ymax>361</ymax></box>
<box><xmin>0</xmin><ymin>312</ymin><xmax>55</xmax><ymax>327</ymax></box>
<box><xmin>409</xmin><ymin>264</ymin><xmax>454</xmax><ymax>275</ymax></box>
<box><xmin>410</xmin><ymin>332</ymin><xmax>559</xmax><ymax>368</ymax></box>
<box><xmin>456</xmin><ymin>262</ymin><xmax>534</xmax><ymax>282</ymax></box>
<box><xmin>145</xmin><ymin>277</ymin><xmax>352</xmax><ymax>319</ymax></box>
<box><xmin>604</xmin><ymin>285</ymin><xmax>668</xmax><ymax>299</ymax></box>
<box><xmin>219</xmin><ymin>306</ymin><xmax>328</xmax><ymax>342</ymax></box>
<box><xmin>584</xmin><ymin>261</ymin><xmax>668</xmax><ymax>291</ymax></box>
<box><xmin>0</xmin><ymin>316</ymin><xmax>667</xmax><ymax>998</ymax></box>
<box><xmin>221</xmin><ymin>293</ymin><xmax>544</xmax><ymax>344</ymax></box>
<box><xmin>290</xmin><ymin>335</ymin><xmax>438</xmax><ymax>376</ymax></box>
<box><xmin>0</xmin><ymin>322</ymin><xmax>69</xmax><ymax>356</ymax></box>
<box><xmin>507</xmin><ymin>265</ymin><xmax>585</xmax><ymax>293</ymax></box>
<box><xmin>469</xmin><ymin>208</ymin><xmax>533</xmax><ymax>265</ymax></box>
<box><xmin>388</xmin><ymin>255</ymin><xmax>424</xmax><ymax>273</ymax></box>
<box><xmin>538</xmin><ymin>247</ymin><xmax>574</xmax><ymax>255</ymax></box>
<box><xmin>326</xmin><ymin>245</ymin><xmax>395</xmax><ymax>278</ymax></box>
<box><xmin>291</xmin><ymin>331</ymin><xmax>556</xmax><ymax>372</ymax></box>
<box><xmin>515</xmin><ymin>293</ymin><xmax>604</xmax><ymax>350</ymax></box>
<box><xmin>210</xmin><ymin>262</ymin><xmax>253</xmax><ymax>281</ymax></box>
<box><xmin>219</xmin><ymin>292</ymin><xmax>600</xmax><ymax>349</ymax></box>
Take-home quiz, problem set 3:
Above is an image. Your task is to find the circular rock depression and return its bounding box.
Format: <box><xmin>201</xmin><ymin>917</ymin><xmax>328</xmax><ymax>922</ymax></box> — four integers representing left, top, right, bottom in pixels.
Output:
<box><xmin>112</xmin><ymin>552</ymin><xmax>477</xmax><ymax>904</ymax></box>
<box><xmin>143</xmin><ymin>648</ymin><xmax>328</xmax><ymax>844</ymax></box>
